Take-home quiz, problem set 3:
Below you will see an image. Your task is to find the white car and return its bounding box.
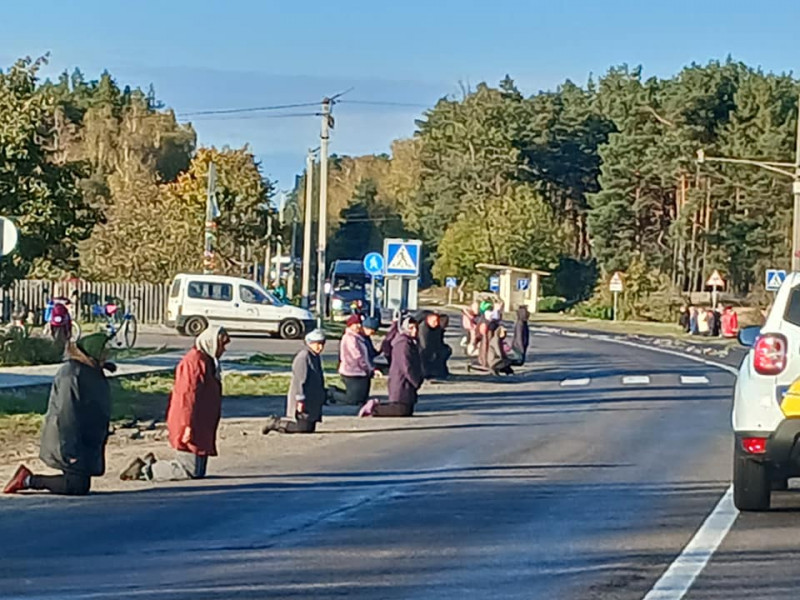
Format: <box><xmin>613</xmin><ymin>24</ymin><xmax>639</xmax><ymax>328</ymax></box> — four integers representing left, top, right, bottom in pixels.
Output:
<box><xmin>733</xmin><ymin>272</ymin><xmax>800</xmax><ymax>510</ymax></box>
<box><xmin>166</xmin><ymin>274</ymin><xmax>315</xmax><ymax>339</ymax></box>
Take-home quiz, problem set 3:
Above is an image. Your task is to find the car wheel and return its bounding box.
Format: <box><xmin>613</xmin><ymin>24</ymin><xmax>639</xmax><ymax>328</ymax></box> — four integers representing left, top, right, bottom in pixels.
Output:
<box><xmin>279</xmin><ymin>319</ymin><xmax>303</xmax><ymax>340</ymax></box>
<box><xmin>184</xmin><ymin>317</ymin><xmax>208</xmax><ymax>337</ymax></box>
<box><xmin>733</xmin><ymin>453</ymin><xmax>771</xmax><ymax>511</ymax></box>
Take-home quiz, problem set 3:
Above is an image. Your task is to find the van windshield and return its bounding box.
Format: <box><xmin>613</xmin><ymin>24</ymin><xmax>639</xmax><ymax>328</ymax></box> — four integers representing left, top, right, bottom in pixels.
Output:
<box><xmin>333</xmin><ymin>276</ymin><xmax>366</xmax><ymax>292</ymax></box>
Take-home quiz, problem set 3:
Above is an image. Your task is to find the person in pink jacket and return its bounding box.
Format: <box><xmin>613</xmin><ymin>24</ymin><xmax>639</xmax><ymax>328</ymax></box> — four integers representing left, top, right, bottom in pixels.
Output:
<box><xmin>338</xmin><ymin>315</ymin><xmax>377</xmax><ymax>406</ymax></box>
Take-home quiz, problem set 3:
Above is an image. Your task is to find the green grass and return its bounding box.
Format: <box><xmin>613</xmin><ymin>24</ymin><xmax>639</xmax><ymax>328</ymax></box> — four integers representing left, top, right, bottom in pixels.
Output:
<box><xmin>240</xmin><ymin>352</ymin><xmax>339</xmax><ymax>371</ymax></box>
<box><xmin>108</xmin><ymin>346</ymin><xmax>169</xmax><ymax>362</ymax></box>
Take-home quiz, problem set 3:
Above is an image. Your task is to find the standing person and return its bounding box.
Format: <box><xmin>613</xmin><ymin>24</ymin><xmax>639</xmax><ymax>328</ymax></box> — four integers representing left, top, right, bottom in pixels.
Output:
<box><xmin>359</xmin><ymin>316</ymin><xmax>424</xmax><ymax>417</ymax></box>
<box><xmin>511</xmin><ymin>305</ymin><xmax>530</xmax><ymax>366</ymax></box>
<box><xmin>721</xmin><ymin>306</ymin><xmax>740</xmax><ymax>338</ymax></box>
<box><xmin>678</xmin><ymin>306</ymin><xmax>690</xmax><ymax>332</ymax></box>
<box><xmin>4</xmin><ymin>334</ymin><xmax>114</xmax><ymax>495</ymax></box>
<box><xmin>710</xmin><ymin>306</ymin><xmax>722</xmax><ymax>337</ymax></box>
<box><xmin>120</xmin><ymin>326</ymin><xmax>230</xmax><ymax>482</ymax></box>
<box><xmin>689</xmin><ymin>306</ymin><xmax>699</xmax><ymax>335</ymax></box>
<box><xmin>338</xmin><ymin>315</ymin><xmax>376</xmax><ymax>406</ymax></box>
<box><xmin>697</xmin><ymin>307</ymin><xmax>710</xmax><ymax>336</ymax></box>
<box><xmin>263</xmin><ymin>330</ymin><xmax>327</xmax><ymax>434</ymax></box>
<box><xmin>418</xmin><ymin>311</ymin><xmax>448</xmax><ymax>380</ymax></box>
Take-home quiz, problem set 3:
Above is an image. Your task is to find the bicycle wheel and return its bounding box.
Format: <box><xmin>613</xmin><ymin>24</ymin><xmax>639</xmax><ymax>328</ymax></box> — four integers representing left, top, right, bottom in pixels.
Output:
<box><xmin>123</xmin><ymin>315</ymin><xmax>138</xmax><ymax>349</ymax></box>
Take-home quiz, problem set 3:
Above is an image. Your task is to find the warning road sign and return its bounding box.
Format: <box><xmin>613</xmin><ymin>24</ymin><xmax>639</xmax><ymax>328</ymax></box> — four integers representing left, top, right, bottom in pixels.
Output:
<box><xmin>706</xmin><ymin>270</ymin><xmax>725</xmax><ymax>288</ymax></box>
<box><xmin>609</xmin><ymin>272</ymin><xmax>624</xmax><ymax>293</ymax></box>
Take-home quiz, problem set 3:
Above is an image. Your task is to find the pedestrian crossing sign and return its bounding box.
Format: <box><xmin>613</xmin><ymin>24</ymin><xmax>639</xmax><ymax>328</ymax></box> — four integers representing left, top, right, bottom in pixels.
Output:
<box><xmin>384</xmin><ymin>239</ymin><xmax>421</xmax><ymax>276</ymax></box>
<box><xmin>766</xmin><ymin>269</ymin><xmax>787</xmax><ymax>292</ymax></box>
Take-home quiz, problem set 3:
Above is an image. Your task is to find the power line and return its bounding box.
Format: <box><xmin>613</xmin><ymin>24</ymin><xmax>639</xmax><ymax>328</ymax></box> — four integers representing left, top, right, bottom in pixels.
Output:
<box><xmin>340</xmin><ymin>99</ymin><xmax>430</xmax><ymax>108</ymax></box>
<box><xmin>188</xmin><ymin>112</ymin><xmax>318</xmax><ymax>122</ymax></box>
<box><xmin>178</xmin><ymin>101</ymin><xmax>319</xmax><ymax>117</ymax></box>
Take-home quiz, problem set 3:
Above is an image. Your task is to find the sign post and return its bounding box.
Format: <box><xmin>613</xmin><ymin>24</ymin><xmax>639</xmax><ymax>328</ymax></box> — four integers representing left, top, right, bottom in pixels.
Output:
<box><xmin>445</xmin><ymin>277</ymin><xmax>458</xmax><ymax>305</ymax></box>
<box><xmin>706</xmin><ymin>270</ymin><xmax>725</xmax><ymax>309</ymax></box>
<box><xmin>383</xmin><ymin>239</ymin><xmax>422</xmax><ymax>317</ymax></box>
<box><xmin>609</xmin><ymin>272</ymin><xmax>624</xmax><ymax>321</ymax></box>
<box><xmin>363</xmin><ymin>252</ymin><xmax>385</xmax><ymax>318</ymax></box>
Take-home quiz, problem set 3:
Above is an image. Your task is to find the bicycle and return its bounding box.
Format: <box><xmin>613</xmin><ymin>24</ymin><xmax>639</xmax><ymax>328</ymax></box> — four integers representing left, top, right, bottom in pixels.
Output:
<box><xmin>92</xmin><ymin>297</ymin><xmax>138</xmax><ymax>349</ymax></box>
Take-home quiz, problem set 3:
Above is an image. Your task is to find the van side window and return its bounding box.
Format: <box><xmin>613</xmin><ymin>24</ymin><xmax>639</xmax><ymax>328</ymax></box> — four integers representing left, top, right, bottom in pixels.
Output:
<box><xmin>784</xmin><ymin>287</ymin><xmax>800</xmax><ymax>326</ymax></box>
<box><xmin>187</xmin><ymin>282</ymin><xmax>232</xmax><ymax>302</ymax></box>
<box><xmin>169</xmin><ymin>279</ymin><xmax>181</xmax><ymax>298</ymax></box>
<box><xmin>240</xmin><ymin>285</ymin><xmax>271</xmax><ymax>305</ymax></box>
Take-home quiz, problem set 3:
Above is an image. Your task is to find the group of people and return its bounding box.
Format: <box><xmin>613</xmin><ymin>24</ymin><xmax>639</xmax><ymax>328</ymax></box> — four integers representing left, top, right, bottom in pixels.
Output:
<box><xmin>4</xmin><ymin>326</ymin><xmax>233</xmax><ymax>496</ymax></box>
<box><xmin>678</xmin><ymin>305</ymin><xmax>739</xmax><ymax>338</ymax></box>
<box><xmin>461</xmin><ymin>300</ymin><xmax>530</xmax><ymax>375</ymax></box>
<box><xmin>2</xmin><ymin>302</ymin><xmax>524</xmax><ymax>497</ymax></box>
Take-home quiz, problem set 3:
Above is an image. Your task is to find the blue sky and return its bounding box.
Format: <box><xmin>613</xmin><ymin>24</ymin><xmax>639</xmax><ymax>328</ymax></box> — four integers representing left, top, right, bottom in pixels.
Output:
<box><xmin>2</xmin><ymin>0</ymin><xmax>798</xmax><ymax>189</ymax></box>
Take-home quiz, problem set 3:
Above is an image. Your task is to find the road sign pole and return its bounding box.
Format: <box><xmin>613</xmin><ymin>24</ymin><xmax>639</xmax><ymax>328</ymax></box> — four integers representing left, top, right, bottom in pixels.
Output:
<box><xmin>613</xmin><ymin>291</ymin><xmax>619</xmax><ymax>321</ymax></box>
<box><xmin>448</xmin><ymin>286</ymin><xmax>453</xmax><ymax>306</ymax></box>
<box><xmin>712</xmin><ymin>285</ymin><xmax>718</xmax><ymax>309</ymax></box>
<box><xmin>371</xmin><ymin>275</ymin><xmax>376</xmax><ymax>318</ymax></box>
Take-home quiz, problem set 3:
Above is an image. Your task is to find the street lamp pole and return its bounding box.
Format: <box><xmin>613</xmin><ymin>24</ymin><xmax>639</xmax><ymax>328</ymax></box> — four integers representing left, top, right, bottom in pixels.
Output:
<box><xmin>697</xmin><ymin>95</ymin><xmax>800</xmax><ymax>271</ymax></box>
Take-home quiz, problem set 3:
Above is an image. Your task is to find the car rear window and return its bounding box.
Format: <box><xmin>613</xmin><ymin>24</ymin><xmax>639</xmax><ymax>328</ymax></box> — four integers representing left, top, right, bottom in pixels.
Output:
<box><xmin>187</xmin><ymin>281</ymin><xmax>232</xmax><ymax>302</ymax></box>
<box><xmin>169</xmin><ymin>279</ymin><xmax>181</xmax><ymax>298</ymax></box>
<box><xmin>784</xmin><ymin>286</ymin><xmax>800</xmax><ymax>326</ymax></box>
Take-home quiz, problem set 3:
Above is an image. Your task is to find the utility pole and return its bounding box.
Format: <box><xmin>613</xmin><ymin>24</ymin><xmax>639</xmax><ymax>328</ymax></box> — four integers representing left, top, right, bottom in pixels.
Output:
<box><xmin>203</xmin><ymin>162</ymin><xmax>219</xmax><ymax>274</ymax></box>
<box><xmin>275</xmin><ymin>192</ymin><xmax>285</xmax><ymax>287</ymax></box>
<box><xmin>301</xmin><ymin>149</ymin><xmax>316</xmax><ymax>308</ymax></box>
<box><xmin>793</xmin><ymin>95</ymin><xmax>800</xmax><ymax>272</ymax></box>
<box><xmin>263</xmin><ymin>213</ymin><xmax>272</xmax><ymax>288</ymax></box>
<box><xmin>316</xmin><ymin>98</ymin><xmax>332</xmax><ymax>323</ymax></box>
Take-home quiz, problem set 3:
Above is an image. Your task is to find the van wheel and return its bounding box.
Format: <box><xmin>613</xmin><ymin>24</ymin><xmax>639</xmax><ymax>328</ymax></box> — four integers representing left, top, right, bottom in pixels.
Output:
<box><xmin>279</xmin><ymin>319</ymin><xmax>303</xmax><ymax>340</ymax></box>
<box><xmin>184</xmin><ymin>317</ymin><xmax>208</xmax><ymax>337</ymax></box>
<box><xmin>734</xmin><ymin>454</ymin><xmax>771</xmax><ymax>511</ymax></box>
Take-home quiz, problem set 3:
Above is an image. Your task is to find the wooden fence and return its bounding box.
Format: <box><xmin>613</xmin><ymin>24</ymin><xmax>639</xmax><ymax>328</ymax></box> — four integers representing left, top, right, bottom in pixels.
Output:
<box><xmin>2</xmin><ymin>280</ymin><xmax>170</xmax><ymax>325</ymax></box>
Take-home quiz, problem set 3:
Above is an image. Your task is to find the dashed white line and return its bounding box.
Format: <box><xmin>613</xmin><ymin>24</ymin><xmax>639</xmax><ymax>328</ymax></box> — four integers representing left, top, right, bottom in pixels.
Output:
<box><xmin>643</xmin><ymin>486</ymin><xmax>737</xmax><ymax>600</ymax></box>
<box><xmin>622</xmin><ymin>375</ymin><xmax>651</xmax><ymax>385</ymax></box>
<box><xmin>560</xmin><ymin>378</ymin><xmax>591</xmax><ymax>387</ymax></box>
<box><xmin>680</xmin><ymin>375</ymin><xmax>710</xmax><ymax>385</ymax></box>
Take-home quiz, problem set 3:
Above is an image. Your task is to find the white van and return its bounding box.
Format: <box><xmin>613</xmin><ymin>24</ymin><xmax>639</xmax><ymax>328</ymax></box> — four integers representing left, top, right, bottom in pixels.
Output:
<box><xmin>166</xmin><ymin>274</ymin><xmax>315</xmax><ymax>339</ymax></box>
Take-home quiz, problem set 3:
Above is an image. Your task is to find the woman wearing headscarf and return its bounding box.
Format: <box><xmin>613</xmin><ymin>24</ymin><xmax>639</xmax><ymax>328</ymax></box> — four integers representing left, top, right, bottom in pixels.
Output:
<box><xmin>338</xmin><ymin>314</ymin><xmax>376</xmax><ymax>406</ymax></box>
<box><xmin>4</xmin><ymin>333</ymin><xmax>114</xmax><ymax>495</ymax></box>
<box><xmin>120</xmin><ymin>326</ymin><xmax>230</xmax><ymax>482</ymax></box>
<box><xmin>488</xmin><ymin>324</ymin><xmax>514</xmax><ymax>375</ymax></box>
<box><xmin>510</xmin><ymin>305</ymin><xmax>530</xmax><ymax>366</ymax></box>
<box><xmin>359</xmin><ymin>316</ymin><xmax>424</xmax><ymax>417</ymax></box>
<box><xmin>263</xmin><ymin>329</ymin><xmax>327</xmax><ymax>434</ymax></box>
<box><xmin>418</xmin><ymin>311</ymin><xmax>448</xmax><ymax>380</ymax></box>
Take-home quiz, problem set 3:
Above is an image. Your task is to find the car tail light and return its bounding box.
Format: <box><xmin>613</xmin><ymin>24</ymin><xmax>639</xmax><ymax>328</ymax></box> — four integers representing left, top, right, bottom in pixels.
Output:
<box><xmin>741</xmin><ymin>437</ymin><xmax>767</xmax><ymax>454</ymax></box>
<box><xmin>753</xmin><ymin>333</ymin><xmax>788</xmax><ymax>375</ymax></box>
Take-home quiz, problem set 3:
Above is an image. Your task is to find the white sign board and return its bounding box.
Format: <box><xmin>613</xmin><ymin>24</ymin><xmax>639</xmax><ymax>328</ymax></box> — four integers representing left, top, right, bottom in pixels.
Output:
<box><xmin>0</xmin><ymin>217</ymin><xmax>19</xmax><ymax>257</ymax></box>
<box><xmin>706</xmin><ymin>270</ymin><xmax>725</xmax><ymax>288</ymax></box>
<box><xmin>609</xmin><ymin>272</ymin><xmax>624</xmax><ymax>293</ymax></box>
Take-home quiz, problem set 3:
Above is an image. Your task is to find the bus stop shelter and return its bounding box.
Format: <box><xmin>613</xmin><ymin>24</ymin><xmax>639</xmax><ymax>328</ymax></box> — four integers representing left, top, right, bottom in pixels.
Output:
<box><xmin>476</xmin><ymin>263</ymin><xmax>549</xmax><ymax>314</ymax></box>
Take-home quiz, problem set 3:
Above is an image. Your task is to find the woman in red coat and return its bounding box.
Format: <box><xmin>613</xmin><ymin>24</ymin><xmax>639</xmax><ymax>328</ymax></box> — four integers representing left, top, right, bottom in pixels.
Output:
<box><xmin>120</xmin><ymin>326</ymin><xmax>230</xmax><ymax>482</ymax></box>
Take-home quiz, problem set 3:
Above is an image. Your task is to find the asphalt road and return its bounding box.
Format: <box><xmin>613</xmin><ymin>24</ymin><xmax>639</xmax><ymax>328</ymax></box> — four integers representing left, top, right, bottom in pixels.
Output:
<box><xmin>0</xmin><ymin>330</ymin><xmax>782</xmax><ymax>600</ymax></box>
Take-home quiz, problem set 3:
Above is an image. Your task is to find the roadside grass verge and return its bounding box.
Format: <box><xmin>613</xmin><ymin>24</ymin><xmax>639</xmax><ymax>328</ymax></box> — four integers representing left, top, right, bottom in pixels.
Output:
<box><xmin>529</xmin><ymin>314</ymin><xmax>737</xmax><ymax>346</ymax></box>
<box><xmin>240</xmin><ymin>352</ymin><xmax>339</xmax><ymax>371</ymax></box>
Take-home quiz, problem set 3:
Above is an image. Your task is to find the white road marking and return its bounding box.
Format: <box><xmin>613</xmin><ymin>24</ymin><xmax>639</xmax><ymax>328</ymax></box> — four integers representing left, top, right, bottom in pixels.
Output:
<box><xmin>622</xmin><ymin>375</ymin><xmax>651</xmax><ymax>385</ymax></box>
<box><xmin>560</xmin><ymin>378</ymin><xmax>590</xmax><ymax>387</ymax></box>
<box><xmin>680</xmin><ymin>375</ymin><xmax>710</xmax><ymax>385</ymax></box>
<box><xmin>643</xmin><ymin>486</ymin><xmax>737</xmax><ymax>600</ymax></box>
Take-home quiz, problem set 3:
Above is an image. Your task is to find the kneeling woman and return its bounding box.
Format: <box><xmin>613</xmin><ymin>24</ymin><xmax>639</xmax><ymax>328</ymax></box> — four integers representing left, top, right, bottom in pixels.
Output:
<box><xmin>263</xmin><ymin>329</ymin><xmax>327</xmax><ymax>433</ymax></box>
<box><xmin>359</xmin><ymin>317</ymin><xmax>423</xmax><ymax>417</ymax></box>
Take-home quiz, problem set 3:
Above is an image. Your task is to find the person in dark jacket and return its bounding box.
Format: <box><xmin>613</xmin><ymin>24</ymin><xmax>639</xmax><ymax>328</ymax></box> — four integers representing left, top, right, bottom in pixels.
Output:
<box><xmin>120</xmin><ymin>326</ymin><xmax>230</xmax><ymax>482</ymax></box>
<box><xmin>358</xmin><ymin>317</ymin><xmax>424</xmax><ymax>417</ymax></box>
<box><xmin>418</xmin><ymin>311</ymin><xmax>449</xmax><ymax>380</ymax></box>
<box><xmin>263</xmin><ymin>329</ymin><xmax>327</xmax><ymax>434</ymax></box>
<box><xmin>510</xmin><ymin>305</ymin><xmax>530</xmax><ymax>366</ymax></box>
<box><xmin>4</xmin><ymin>333</ymin><xmax>114</xmax><ymax>495</ymax></box>
<box><xmin>678</xmin><ymin>306</ymin><xmax>690</xmax><ymax>333</ymax></box>
<box><xmin>488</xmin><ymin>324</ymin><xmax>514</xmax><ymax>375</ymax></box>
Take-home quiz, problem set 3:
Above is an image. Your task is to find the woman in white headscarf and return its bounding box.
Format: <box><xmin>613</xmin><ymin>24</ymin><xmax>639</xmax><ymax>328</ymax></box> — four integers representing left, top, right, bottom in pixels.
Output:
<box><xmin>263</xmin><ymin>329</ymin><xmax>327</xmax><ymax>434</ymax></box>
<box><xmin>120</xmin><ymin>325</ymin><xmax>231</xmax><ymax>482</ymax></box>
